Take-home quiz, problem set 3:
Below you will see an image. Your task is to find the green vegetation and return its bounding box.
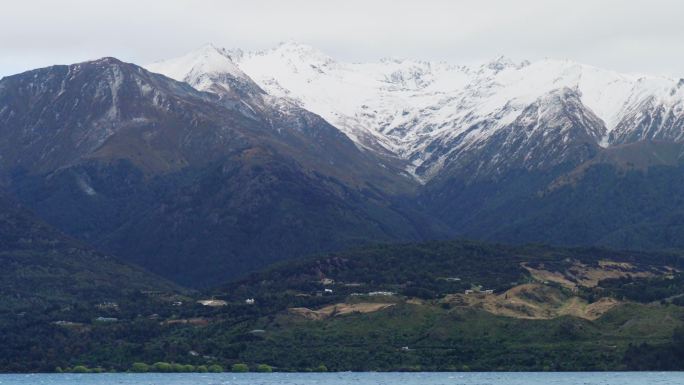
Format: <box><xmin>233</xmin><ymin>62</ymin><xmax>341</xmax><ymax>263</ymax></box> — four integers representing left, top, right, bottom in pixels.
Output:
<box><xmin>127</xmin><ymin>362</ymin><xmax>208</xmax><ymax>373</ymax></box>
<box><xmin>231</xmin><ymin>363</ymin><xmax>248</xmax><ymax>372</ymax></box>
<box><xmin>593</xmin><ymin>274</ymin><xmax>684</xmax><ymax>303</ymax></box>
<box><xmin>224</xmin><ymin>301</ymin><xmax>681</xmax><ymax>371</ymax></box>
<box><xmin>152</xmin><ymin>362</ymin><xmax>173</xmax><ymax>372</ymax></box>
<box><xmin>60</xmin><ymin>365</ymin><xmax>107</xmax><ymax>373</ymax></box>
<box><xmin>257</xmin><ymin>364</ymin><xmax>273</xmax><ymax>372</ymax></box>
<box><xmin>0</xmin><ymin>240</ymin><xmax>683</xmax><ymax>372</ymax></box>
<box><xmin>222</xmin><ymin>240</ymin><xmax>682</xmax><ymax>304</ymax></box>
<box><xmin>0</xmin><ymin>194</ymin><xmax>179</xmax><ymax>314</ymax></box>
<box><xmin>131</xmin><ymin>362</ymin><xmax>149</xmax><ymax>372</ymax></box>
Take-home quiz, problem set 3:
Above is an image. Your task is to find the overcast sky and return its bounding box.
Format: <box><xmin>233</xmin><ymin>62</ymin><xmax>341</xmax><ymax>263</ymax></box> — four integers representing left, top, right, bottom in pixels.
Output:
<box><xmin>2</xmin><ymin>0</ymin><xmax>683</xmax><ymax>78</ymax></box>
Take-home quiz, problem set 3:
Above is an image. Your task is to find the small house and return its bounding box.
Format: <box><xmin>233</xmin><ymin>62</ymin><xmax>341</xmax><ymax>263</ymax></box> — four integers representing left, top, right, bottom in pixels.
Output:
<box><xmin>96</xmin><ymin>302</ymin><xmax>119</xmax><ymax>310</ymax></box>
<box><xmin>368</xmin><ymin>291</ymin><xmax>395</xmax><ymax>296</ymax></box>
<box><xmin>197</xmin><ymin>299</ymin><xmax>228</xmax><ymax>307</ymax></box>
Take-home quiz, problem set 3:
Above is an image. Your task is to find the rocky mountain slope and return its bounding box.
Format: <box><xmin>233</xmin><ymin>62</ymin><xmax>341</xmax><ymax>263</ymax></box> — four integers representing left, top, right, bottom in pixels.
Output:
<box><xmin>0</xmin><ymin>57</ymin><xmax>438</xmax><ymax>287</ymax></box>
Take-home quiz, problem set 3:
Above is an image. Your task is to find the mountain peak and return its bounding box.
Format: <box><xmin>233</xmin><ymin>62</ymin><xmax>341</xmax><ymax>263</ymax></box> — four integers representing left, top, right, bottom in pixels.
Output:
<box><xmin>75</xmin><ymin>57</ymin><xmax>128</xmax><ymax>69</ymax></box>
<box><xmin>146</xmin><ymin>44</ymin><xmax>251</xmax><ymax>91</ymax></box>
<box><xmin>92</xmin><ymin>56</ymin><xmax>125</xmax><ymax>65</ymax></box>
<box><xmin>275</xmin><ymin>40</ymin><xmax>317</xmax><ymax>52</ymax></box>
<box><xmin>269</xmin><ymin>40</ymin><xmax>335</xmax><ymax>66</ymax></box>
<box><xmin>484</xmin><ymin>55</ymin><xmax>527</xmax><ymax>72</ymax></box>
<box><xmin>188</xmin><ymin>43</ymin><xmax>228</xmax><ymax>59</ymax></box>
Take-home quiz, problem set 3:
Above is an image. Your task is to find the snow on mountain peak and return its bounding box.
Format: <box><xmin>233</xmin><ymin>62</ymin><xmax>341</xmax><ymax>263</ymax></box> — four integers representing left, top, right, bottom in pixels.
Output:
<box><xmin>146</xmin><ymin>43</ymin><xmax>250</xmax><ymax>92</ymax></box>
<box><xmin>146</xmin><ymin>43</ymin><xmax>684</xmax><ymax>181</ymax></box>
<box><xmin>483</xmin><ymin>55</ymin><xmax>525</xmax><ymax>72</ymax></box>
<box><xmin>267</xmin><ymin>40</ymin><xmax>336</xmax><ymax>67</ymax></box>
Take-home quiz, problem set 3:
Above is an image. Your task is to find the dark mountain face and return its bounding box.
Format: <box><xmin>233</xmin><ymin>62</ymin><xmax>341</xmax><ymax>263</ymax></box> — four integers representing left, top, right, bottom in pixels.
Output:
<box><xmin>0</xmin><ymin>58</ymin><xmax>438</xmax><ymax>287</ymax></box>
<box><xmin>0</xmin><ymin>192</ymin><xmax>176</xmax><ymax>311</ymax></box>
<box><xmin>0</xmin><ymin>58</ymin><xmax>238</xmax><ymax>174</ymax></box>
<box><xmin>419</xmin><ymin>140</ymin><xmax>684</xmax><ymax>251</ymax></box>
<box><xmin>99</xmin><ymin>148</ymin><xmax>439</xmax><ymax>286</ymax></box>
<box><xmin>492</xmin><ymin>141</ymin><xmax>684</xmax><ymax>250</ymax></box>
<box><xmin>417</xmin><ymin>88</ymin><xmax>606</xmax><ymax>235</ymax></box>
<box><xmin>414</xmin><ymin>92</ymin><xmax>684</xmax><ymax>253</ymax></box>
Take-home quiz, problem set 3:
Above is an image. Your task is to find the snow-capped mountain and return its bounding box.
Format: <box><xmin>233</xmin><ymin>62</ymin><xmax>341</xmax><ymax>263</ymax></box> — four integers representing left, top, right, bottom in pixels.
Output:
<box><xmin>145</xmin><ymin>44</ymin><xmax>409</xmax><ymax>178</ymax></box>
<box><xmin>146</xmin><ymin>44</ymin><xmax>265</xmax><ymax>102</ymax></box>
<box><xmin>147</xmin><ymin>42</ymin><xmax>684</xmax><ymax>181</ymax></box>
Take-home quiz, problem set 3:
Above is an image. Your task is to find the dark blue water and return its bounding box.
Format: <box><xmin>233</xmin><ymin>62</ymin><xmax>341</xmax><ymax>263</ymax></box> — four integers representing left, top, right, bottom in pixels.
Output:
<box><xmin>0</xmin><ymin>372</ymin><xmax>681</xmax><ymax>385</ymax></box>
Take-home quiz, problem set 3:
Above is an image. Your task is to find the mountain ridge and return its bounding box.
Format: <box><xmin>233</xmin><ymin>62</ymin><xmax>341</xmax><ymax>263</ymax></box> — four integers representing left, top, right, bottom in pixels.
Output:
<box><xmin>147</xmin><ymin>43</ymin><xmax>684</xmax><ymax>182</ymax></box>
<box><xmin>0</xmin><ymin>56</ymin><xmax>440</xmax><ymax>287</ymax></box>
<box><xmin>4</xmin><ymin>46</ymin><xmax>684</xmax><ymax>286</ymax></box>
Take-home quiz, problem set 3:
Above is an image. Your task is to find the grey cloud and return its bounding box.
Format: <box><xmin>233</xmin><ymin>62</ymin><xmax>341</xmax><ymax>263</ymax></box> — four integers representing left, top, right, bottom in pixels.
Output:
<box><xmin>1</xmin><ymin>0</ymin><xmax>683</xmax><ymax>77</ymax></box>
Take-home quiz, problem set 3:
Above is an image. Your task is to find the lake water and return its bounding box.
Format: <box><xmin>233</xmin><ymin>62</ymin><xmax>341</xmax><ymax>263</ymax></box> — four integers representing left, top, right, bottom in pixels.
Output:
<box><xmin>0</xmin><ymin>372</ymin><xmax>681</xmax><ymax>385</ymax></box>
